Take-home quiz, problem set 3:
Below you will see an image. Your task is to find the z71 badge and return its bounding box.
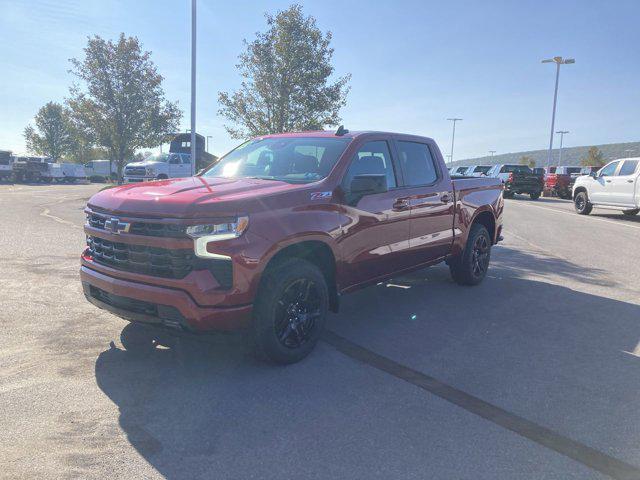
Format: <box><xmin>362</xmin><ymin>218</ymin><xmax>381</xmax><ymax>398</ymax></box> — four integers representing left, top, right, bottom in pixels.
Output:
<box><xmin>310</xmin><ymin>191</ymin><xmax>332</xmax><ymax>200</ymax></box>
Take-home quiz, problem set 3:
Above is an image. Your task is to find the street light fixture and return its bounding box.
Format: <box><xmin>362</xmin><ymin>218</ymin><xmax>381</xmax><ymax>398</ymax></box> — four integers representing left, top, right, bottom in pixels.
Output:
<box><xmin>556</xmin><ymin>130</ymin><xmax>569</xmax><ymax>165</ymax></box>
<box><xmin>446</xmin><ymin>118</ymin><xmax>463</xmax><ymax>164</ymax></box>
<box><xmin>542</xmin><ymin>56</ymin><xmax>575</xmax><ymax>168</ymax></box>
<box><xmin>489</xmin><ymin>150</ymin><xmax>496</xmax><ymax>157</ymax></box>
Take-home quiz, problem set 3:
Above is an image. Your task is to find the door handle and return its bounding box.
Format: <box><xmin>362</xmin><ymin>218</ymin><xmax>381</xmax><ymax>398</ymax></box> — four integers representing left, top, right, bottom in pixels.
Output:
<box><xmin>627</xmin><ymin>179</ymin><xmax>635</xmax><ymax>183</ymax></box>
<box><xmin>440</xmin><ymin>193</ymin><xmax>452</xmax><ymax>203</ymax></box>
<box><xmin>605</xmin><ymin>179</ymin><xmax>612</xmax><ymax>183</ymax></box>
<box><xmin>393</xmin><ymin>199</ymin><xmax>410</xmax><ymax>211</ymax></box>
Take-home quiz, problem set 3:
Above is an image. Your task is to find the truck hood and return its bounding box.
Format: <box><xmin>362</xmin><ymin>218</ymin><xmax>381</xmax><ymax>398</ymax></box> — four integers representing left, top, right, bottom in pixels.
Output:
<box><xmin>87</xmin><ymin>176</ymin><xmax>304</xmax><ymax>218</ymax></box>
<box><xmin>125</xmin><ymin>161</ymin><xmax>157</xmax><ymax>168</ymax></box>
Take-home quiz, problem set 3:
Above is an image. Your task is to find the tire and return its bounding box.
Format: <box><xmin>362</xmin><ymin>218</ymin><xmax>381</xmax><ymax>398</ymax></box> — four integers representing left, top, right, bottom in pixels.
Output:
<box><xmin>503</xmin><ymin>191</ymin><xmax>514</xmax><ymax>199</ymax></box>
<box><xmin>157</xmin><ymin>174</ymin><xmax>168</xmax><ymax>180</ymax></box>
<box><xmin>623</xmin><ymin>209</ymin><xmax>639</xmax><ymax>216</ymax></box>
<box><xmin>530</xmin><ymin>191</ymin><xmax>541</xmax><ymax>200</ymax></box>
<box><xmin>120</xmin><ymin>322</ymin><xmax>158</xmax><ymax>354</ymax></box>
<box><xmin>449</xmin><ymin>223</ymin><xmax>492</xmax><ymax>286</ymax></box>
<box><xmin>251</xmin><ymin>258</ymin><xmax>328</xmax><ymax>365</ymax></box>
<box><xmin>574</xmin><ymin>191</ymin><xmax>592</xmax><ymax>215</ymax></box>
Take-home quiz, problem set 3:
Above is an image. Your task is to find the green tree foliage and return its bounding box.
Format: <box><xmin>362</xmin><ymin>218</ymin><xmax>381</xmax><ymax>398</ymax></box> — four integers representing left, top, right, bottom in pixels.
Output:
<box><xmin>67</xmin><ymin>34</ymin><xmax>181</xmax><ymax>181</ymax></box>
<box><xmin>519</xmin><ymin>155</ymin><xmax>535</xmax><ymax>168</ymax></box>
<box><xmin>218</xmin><ymin>4</ymin><xmax>351</xmax><ymax>139</ymax></box>
<box><xmin>580</xmin><ymin>146</ymin><xmax>605</xmax><ymax>167</ymax></box>
<box><xmin>23</xmin><ymin>102</ymin><xmax>73</xmax><ymax>161</ymax></box>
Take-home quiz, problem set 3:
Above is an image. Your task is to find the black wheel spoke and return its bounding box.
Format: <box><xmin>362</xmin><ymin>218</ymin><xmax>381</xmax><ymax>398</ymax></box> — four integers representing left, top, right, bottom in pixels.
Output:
<box><xmin>273</xmin><ymin>277</ymin><xmax>321</xmax><ymax>350</ymax></box>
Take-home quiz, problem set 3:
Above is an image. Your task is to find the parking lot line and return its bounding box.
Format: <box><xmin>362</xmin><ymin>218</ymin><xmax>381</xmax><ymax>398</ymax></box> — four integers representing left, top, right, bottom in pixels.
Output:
<box><xmin>323</xmin><ymin>330</ymin><xmax>640</xmax><ymax>480</ymax></box>
<box><xmin>509</xmin><ymin>201</ymin><xmax>640</xmax><ymax>231</ymax></box>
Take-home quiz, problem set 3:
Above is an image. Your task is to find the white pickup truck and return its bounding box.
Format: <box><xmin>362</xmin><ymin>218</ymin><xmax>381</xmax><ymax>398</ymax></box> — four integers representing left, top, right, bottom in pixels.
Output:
<box><xmin>573</xmin><ymin>158</ymin><xmax>640</xmax><ymax>216</ymax></box>
<box><xmin>123</xmin><ymin>152</ymin><xmax>192</xmax><ymax>183</ymax></box>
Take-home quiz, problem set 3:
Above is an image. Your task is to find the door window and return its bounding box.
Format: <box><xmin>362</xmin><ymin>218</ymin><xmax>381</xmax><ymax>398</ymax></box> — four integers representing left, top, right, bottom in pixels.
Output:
<box><xmin>168</xmin><ymin>154</ymin><xmax>182</xmax><ymax>165</ymax></box>
<box><xmin>599</xmin><ymin>162</ymin><xmax>619</xmax><ymax>177</ymax></box>
<box><xmin>396</xmin><ymin>141</ymin><xmax>438</xmax><ymax>186</ymax></box>
<box><xmin>344</xmin><ymin>141</ymin><xmax>397</xmax><ymax>189</ymax></box>
<box><xmin>618</xmin><ymin>160</ymin><xmax>638</xmax><ymax>176</ymax></box>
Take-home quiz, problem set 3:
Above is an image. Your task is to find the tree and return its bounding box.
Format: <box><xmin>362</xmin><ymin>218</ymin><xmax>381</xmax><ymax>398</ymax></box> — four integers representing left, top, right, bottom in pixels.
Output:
<box><xmin>519</xmin><ymin>155</ymin><xmax>535</xmax><ymax>168</ymax></box>
<box><xmin>218</xmin><ymin>4</ymin><xmax>351</xmax><ymax>139</ymax></box>
<box><xmin>23</xmin><ymin>102</ymin><xmax>73</xmax><ymax>161</ymax></box>
<box><xmin>67</xmin><ymin>34</ymin><xmax>181</xmax><ymax>181</ymax></box>
<box><xmin>580</xmin><ymin>146</ymin><xmax>605</xmax><ymax>167</ymax></box>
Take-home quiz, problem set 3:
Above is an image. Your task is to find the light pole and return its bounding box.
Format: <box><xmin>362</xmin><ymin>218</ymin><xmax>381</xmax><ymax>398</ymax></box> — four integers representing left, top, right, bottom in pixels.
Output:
<box><xmin>206</xmin><ymin>135</ymin><xmax>212</xmax><ymax>153</ymax></box>
<box><xmin>489</xmin><ymin>150</ymin><xmax>496</xmax><ymax>158</ymax></box>
<box><xmin>556</xmin><ymin>130</ymin><xmax>569</xmax><ymax>165</ymax></box>
<box><xmin>190</xmin><ymin>0</ymin><xmax>197</xmax><ymax>176</ymax></box>
<box><xmin>542</xmin><ymin>56</ymin><xmax>574</xmax><ymax>168</ymax></box>
<box><xmin>446</xmin><ymin>118</ymin><xmax>462</xmax><ymax>164</ymax></box>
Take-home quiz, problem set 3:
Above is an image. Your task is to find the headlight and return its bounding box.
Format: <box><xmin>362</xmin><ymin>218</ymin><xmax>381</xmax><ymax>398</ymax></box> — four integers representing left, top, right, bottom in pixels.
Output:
<box><xmin>187</xmin><ymin>217</ymin><xmax>249</xmax><ymax>258</ymax></box>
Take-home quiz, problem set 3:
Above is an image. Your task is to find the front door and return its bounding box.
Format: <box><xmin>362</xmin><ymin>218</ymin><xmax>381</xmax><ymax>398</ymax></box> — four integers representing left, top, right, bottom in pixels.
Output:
<box><xmin>590</xmin><ymin>161</ymin><xmax>619</xmax><ymax>204</ymax></box>
<box><xmin>337</xmin><ymin>140</ymin><xmax>413</xmax><ymax>288</ymax></box>
<box><xmin>393</xmin><ymin>139</ymin><xmax>455</xmax><ymax>262</ymax></box>
<box><xmin>609</xmin><ymin>159</ymin><xmax>639</xmax><ymax>206</ymax></box>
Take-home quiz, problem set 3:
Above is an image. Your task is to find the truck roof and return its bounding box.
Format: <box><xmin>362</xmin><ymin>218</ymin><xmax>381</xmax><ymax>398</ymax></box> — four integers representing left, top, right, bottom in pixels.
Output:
<box><xmin>257</xmin><ymin>130</ymin><xmax>435</xmax><ymax>143</ymax></box>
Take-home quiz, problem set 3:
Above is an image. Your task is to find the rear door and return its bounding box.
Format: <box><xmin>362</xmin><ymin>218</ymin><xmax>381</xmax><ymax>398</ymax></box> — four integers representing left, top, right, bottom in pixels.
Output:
<box><xmin>393</xmin><ymin>139</ymin><xmax>455</xmax><ymax>262</ymax></box>
<box><xmin>609</xmin><ymin>160</ymin><xmax>639</xmax><ymax>206</ymax></box>
<box><xmin>337</xmin><ymin>139</ymin><xmax>413</xmax><ymax>287</ymax></box>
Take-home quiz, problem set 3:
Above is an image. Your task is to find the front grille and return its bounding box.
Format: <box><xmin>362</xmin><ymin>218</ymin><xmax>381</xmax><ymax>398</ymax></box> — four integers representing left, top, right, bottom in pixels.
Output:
<box><xmin>87</xmin><ymin>236</ymin><xmax>194</xmax><ymax>279</ymax></box>
<box><xmin>88</xmin><ymin>213</ymin><xmax>186</xmax><ymax>238</ymax></box>
<box><xmin>125</xmin><ymin>167</ymin><xmax>146</xmax><ymax>176</ymax></box>
<box><xmin>86</xmin><ymin>235</ymin><xmax>233</xmax><ymax>288</ymax></box>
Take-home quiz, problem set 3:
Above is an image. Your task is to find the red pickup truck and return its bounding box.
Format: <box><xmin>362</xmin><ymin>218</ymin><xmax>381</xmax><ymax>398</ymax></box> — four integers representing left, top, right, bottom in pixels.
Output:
<box><xmin>544</xmin><ymin>166</ymin><xmax>583</xmax><ymax>199</ymax></box>
<box><xmin>81</xmin><ymin>130</ymin><xmax>504</xmax><ymax>364</ymax></box>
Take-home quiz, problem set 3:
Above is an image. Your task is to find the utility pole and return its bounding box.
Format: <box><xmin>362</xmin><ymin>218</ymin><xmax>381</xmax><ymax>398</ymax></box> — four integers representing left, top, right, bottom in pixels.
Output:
<box><xmin>190</xmin><ymin>0</ymin><xmax>197</xmax><ymax>176</ymax></box>
<box><xmin>556</xmin><ymin>130</ymin><xmax>569</xmax><ymax>165</ymax></box>
<box><xmin>542</xmin><ymin>56</ymin><xmax>575</xmax><ymax>168</ymax></box>
<box><xmin>446</xmin><ymin>118</ymin><xmax>463</xmax><ymax>164</ymax></box>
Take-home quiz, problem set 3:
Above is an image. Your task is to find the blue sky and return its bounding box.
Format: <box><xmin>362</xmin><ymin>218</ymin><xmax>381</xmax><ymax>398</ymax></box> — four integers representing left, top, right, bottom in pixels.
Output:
<box><xmin>1</xmin><ymin>0</ymin><xmax>639</xmax><ymax>160</ymax></box>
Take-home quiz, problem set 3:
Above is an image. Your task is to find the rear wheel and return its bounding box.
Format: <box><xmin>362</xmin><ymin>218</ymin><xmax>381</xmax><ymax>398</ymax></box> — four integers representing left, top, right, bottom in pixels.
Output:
<box><xmin>574</xmin><ymin>191</ymin><xmax>592</xmax><ymax>215</ymax></box>
<box><xmin>623</xmin><ymin>209</ymin><xmax>639</xmax><ymax>216</ymax></box>
<box><xmin>252</xmin><ymin>259</ymin><xmax>328</xmax><ymax>365</ymax></box>
<box><xmin>449</xmin><ymin>224</ymin><xmax>492</xmax><ymax>286</ymax></box>
<box><xmin>530</xmin><ymin>191</ymin><xmax>541</xmax><ymax>200</ymax></box>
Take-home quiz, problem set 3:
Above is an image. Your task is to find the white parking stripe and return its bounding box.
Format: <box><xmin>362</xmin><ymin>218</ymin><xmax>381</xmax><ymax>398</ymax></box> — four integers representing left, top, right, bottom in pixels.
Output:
<box><xmin>508</xmin><ymin>201</ymin><xmax>640</xmax><ymax>230</ymax></box>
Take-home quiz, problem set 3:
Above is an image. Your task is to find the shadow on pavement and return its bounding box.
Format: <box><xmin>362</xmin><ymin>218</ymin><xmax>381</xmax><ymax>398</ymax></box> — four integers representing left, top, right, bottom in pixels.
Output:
<box><xmin>94</xmin><ymin>247</ymin><xmax>640</xmax><ymax>479</ymax></box>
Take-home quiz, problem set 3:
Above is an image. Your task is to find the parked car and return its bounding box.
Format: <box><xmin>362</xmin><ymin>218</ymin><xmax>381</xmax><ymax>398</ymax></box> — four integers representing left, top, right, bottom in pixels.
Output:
<box><xmin>0</xmin><ymin>150</ymin><xmax>13</xmax><ymax>180</ymax></box>
<box><xmin>573</xmin><ymin>158</ymin><xmax>640</xmax><ymax>216</ymax></box>
<box><xmin>449</xmin><ymin>166</ymin><xmax>470</xmax><ymax>176</ymax></box>
<box><xmin>85</xmin><ymin>160</ymin><xmax>118</xmax><ymax>182</ymax></box>
<box><xmin>124</xmin><ymin>152</ymin><xmax>192</xmax><ymax>183</ymax></box>
<box><xmin>486</xmin><ymin>164</ymin><xmax>544</xmax><ymax>199</ymax></box>
<box><xmin>81</xmin><ymin>130</ymin><xmax>504</xmax><ymax>364</ymax></box>
<box><xmin>544</xmin><ymin>165</ymin><xmax>583</xmax><ymax>199</ymax></box>
<box><xmin>465</xmin><ymin>165</ymin><xmax>492</xmax><ymax>177</ymax></box>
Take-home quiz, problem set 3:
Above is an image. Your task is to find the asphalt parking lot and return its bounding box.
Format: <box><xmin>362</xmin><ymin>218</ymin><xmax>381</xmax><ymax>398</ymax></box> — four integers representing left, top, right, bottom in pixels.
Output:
<box><xmin>2</xmin><ymin>184</ymin><xmax>640</xmax><ymax>480</ymax></box>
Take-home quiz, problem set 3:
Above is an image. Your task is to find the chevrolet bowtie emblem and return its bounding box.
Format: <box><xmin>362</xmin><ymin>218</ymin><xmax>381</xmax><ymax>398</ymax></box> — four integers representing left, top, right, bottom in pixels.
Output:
<box><xmin>104</xmin><ymin>217</ymin><xmax>131</xmax><ymax>235</ymax></box>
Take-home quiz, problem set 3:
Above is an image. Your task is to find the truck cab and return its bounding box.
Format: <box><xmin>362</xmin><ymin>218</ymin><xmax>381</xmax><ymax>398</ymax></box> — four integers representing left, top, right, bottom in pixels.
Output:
<box><xmin>573</xmin><ymin>158</ymin><xmax>640</xmax><ymax>215</ymax></box>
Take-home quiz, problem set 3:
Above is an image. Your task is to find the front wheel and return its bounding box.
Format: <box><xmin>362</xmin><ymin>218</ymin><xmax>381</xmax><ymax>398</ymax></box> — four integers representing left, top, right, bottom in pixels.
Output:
<box><xmin>251</xmin><ymin>259</ymin><xmax>328</xmax><ymax>365</ymax></box>
<box><xmin>623</xmin><ymin>209</ymin><xmax>639</xmax><ymax>216</ymax></box>
<box><xmin>449</xmin><ymin>224</ymin><xmax>492</xmax><ymax>286</ymax></box>
<box><xmin>574</xmin><ymin>191</ymin><xmax>592</xmax><ymax>215</ymax></box>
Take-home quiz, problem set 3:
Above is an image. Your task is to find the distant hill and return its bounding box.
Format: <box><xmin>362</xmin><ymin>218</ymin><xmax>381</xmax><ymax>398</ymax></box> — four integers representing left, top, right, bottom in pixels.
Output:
<box><xmin>451</xmin><ymin>141</ymin><xmax>640</xmax><ymax>168</ymax></box>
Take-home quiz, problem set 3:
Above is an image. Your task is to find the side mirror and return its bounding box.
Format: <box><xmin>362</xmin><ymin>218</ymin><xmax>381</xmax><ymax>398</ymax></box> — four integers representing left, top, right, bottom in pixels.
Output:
<box><xmin>590</xmin><ymin>171</ymin><xmax>598</xmax><ymax>178</ymax></box>
<box><xmin>347</xmin><ymin>174</ymin><xmax>387</xmax><ymax>204</ymax></box>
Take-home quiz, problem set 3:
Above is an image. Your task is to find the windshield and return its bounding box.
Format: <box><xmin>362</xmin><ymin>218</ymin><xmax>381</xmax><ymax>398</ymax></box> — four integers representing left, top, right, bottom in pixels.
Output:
<box><xmin>564</xmin><ymin>167</ymin><xmax>582</xmax><ymax>174</ymax></box>
<box><xmin>203</xmin><ymin>137</ymin><xmax>351</xmax><ymax>183</ymax></box>
<box><xmin>474</xmin><ymin>166</ymin><xmax>491</xmax><ymax>174</ymax></box>
<box><xmin>144</xmin><ymin>153</ymin><xmax>170</xmax><ymax>163</ymax></box>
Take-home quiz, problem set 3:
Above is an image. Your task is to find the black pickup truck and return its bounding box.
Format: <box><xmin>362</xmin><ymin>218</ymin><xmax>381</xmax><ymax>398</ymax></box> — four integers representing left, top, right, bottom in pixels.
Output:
<box><xmin>486</xmin><ymin>164</ymin><xmax>544</xmax><ymax>200</ymax></box>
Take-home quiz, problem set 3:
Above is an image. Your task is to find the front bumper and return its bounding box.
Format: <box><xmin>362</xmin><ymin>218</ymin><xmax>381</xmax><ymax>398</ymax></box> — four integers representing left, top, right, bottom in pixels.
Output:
<box><xmin>81</xmin><ymin>264</ymin><xmax>252</xmax><ymax>331</ymax></box>
<box><xmin>124</xmin><ymin>176</ymin><xmax>155</xmax><ymax>183</ymax></box>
